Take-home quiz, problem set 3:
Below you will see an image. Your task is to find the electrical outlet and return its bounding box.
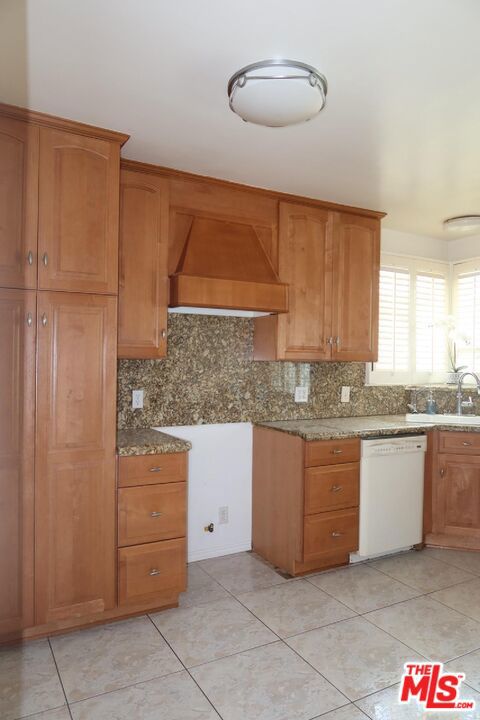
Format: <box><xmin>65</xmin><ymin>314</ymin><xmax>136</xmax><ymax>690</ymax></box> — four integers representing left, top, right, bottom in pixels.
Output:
<box><xmin>341</xmin><ymin>386</ymin><xmax>351</xmax><ymax>403</ymax></box>
<box><xmin>219</xmin><ymin>506</ymin><xmax>229</xmax><ymax>524</ymax></box>
<box><xmin>132</xmin><ymin>389</ymin><xmax>144</xmax><ymax>409</ymax></box>
<box><xmin>294</xmin><ymin>386</ymin><xmax>309</xmax><ymax>403</ymax></box>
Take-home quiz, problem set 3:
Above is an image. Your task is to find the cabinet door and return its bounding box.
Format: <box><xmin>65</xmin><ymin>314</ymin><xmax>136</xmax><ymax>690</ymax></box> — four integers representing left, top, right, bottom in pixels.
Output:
<box><xmin>0</xmin><ymin>117</ymin><xmax>38</xmax><ymax>289</ymax></box>
<box><xmin>38</xmin><ymin>128</ymin><xmax>120</xmax><ymax>294</ymax></box>
<box><xmin>0</xmin><ymin>289</ymin><xmax>35</xmax><ymax>638</ymax></box>
<box><xmin>331</xmin><ymin>213</ymin><xmax>380</xmax><ymax>361</ymax></box>
<box><xmin>435</xmin><ymin>454</ymin><xmax>480</xmax><ymax>541</ymax></box>
<box><xmin>118</xmin><ymin>170</ymin><xmax>169</xmax><ymax>358</ymax></box>
<box><xmin>275</xmin><ymin>202</ymin><xmax>333</xmax><ymax>360</ymax></box>
<box><xmin>35</xmin><ymin>292</ymin><xmax>117</xmax><ymax>624</ymax></box>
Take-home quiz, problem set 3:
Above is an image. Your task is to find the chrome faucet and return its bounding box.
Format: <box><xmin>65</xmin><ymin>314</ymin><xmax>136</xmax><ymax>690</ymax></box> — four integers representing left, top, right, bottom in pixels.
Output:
<box><xmin>406</xmin><ymin>387</ymin><xmax>429</xmax><ymax>414</ymax></box>
<box><xmin>456</xmin><ymin>372</ymin><xmax>480</xmax><ymax>415</ymax></box>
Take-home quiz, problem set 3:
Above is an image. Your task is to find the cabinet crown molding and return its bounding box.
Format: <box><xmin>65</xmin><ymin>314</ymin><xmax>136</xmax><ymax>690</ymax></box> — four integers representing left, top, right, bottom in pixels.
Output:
<box><xmin>0</xmin><ymin>102</ymin><xmax>130</xmax><ymax>145</ymax></box>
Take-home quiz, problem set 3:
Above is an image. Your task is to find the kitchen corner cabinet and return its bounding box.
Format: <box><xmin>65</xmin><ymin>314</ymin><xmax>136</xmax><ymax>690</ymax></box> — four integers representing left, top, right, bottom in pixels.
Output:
<box><xmin>253</xmin><ymin>203</ymin><xmax>380</xmax><ymax>362</ymax></box>
<box><xmin>35</xmin><ymin>292</ymin><xmax>117</xmax><ymax>625</ymax></box>
<box><xmin>118</xmin><ymin>168</ymin><xmax>169</xmax><ymax>358</ymax></box>
<box><xmin>253</xmin><ymin>427</ymin><xmax>359</xmax><ymax>576</ymax></box>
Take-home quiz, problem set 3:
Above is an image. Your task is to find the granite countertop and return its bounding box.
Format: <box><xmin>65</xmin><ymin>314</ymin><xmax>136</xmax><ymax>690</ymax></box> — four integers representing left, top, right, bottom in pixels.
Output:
<box><xmin>117</xmin><ymin>428</ymin><xmax>192</xmax><ymax>456</ymax></box>
<box><xmin>257</xmin><ymin>414</ymin><xmax>480</xmax><ymax>441</ymax></box>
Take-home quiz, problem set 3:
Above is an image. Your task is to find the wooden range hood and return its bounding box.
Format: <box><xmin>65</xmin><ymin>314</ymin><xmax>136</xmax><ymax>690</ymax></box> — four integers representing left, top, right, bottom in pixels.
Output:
<box><xmin>169</xmin><ymin>216</ymin><xmax>289</xmax><ymax>313</ymax></box>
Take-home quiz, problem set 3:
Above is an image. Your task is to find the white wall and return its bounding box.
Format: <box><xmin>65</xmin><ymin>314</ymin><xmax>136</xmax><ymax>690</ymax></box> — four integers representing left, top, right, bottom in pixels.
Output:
<box><xmin>381</xmin><ymin>228</ymin><xmax>448</xmax><ymax>260</ymax></box>
<box><xmin>156</xmin><ymin>423</ymin><xmax>252</xmax><ymax>562</ymax></box>
<box><xmin>447</xmin><ymin>235</ymin><xmax>480</xmax><ymax>262</ymax></box>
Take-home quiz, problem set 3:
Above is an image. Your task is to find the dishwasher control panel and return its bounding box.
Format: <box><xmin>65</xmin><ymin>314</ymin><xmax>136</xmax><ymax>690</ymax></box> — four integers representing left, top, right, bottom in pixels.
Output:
<box><xmin>361</xmin><ymin>435</ymin><xmax>427</xmax><ymax>457</ymax></box>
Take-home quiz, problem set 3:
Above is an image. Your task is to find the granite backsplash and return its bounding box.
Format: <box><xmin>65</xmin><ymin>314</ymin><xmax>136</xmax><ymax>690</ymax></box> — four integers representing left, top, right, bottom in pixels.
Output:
<box><xmin>117</xmin><ymin>314</ymin><xmax>477</xmax><ymax>428</ymax></box>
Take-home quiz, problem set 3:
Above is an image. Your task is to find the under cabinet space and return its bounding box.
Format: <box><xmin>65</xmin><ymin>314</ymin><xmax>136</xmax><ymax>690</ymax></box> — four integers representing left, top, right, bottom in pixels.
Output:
<box><xmin>305</xmin><ymin>463</ymin><xmax>359</xmax><ymax>514</ymax></box>
<box><xmin>118</xmin><ymin>482</ymin><xmax>186</xmax><ymax>546</ymax></box>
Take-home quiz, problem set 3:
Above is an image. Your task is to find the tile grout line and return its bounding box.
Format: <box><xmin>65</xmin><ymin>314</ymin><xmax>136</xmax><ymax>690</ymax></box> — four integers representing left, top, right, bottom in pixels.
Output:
<box><xmin>146</xmin><ymin>613</ymin><xmax>223</xmax><ymax>719</ymax></box>
<box><xmin>47</xmin><ymin>637</ymin><xmax>73</xmax><ymax>719</ymax></box>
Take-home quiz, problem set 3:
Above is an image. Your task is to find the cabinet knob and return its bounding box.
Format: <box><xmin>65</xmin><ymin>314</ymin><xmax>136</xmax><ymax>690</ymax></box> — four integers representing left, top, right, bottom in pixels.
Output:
<box><xmin>27</xmin><ymin>251</ymin><xmax>34</xmax><ymax>266</ymax></box>
<box><xmin>439</xmin><ymin>467</ymin><xmax>445</xmax><ymax>477</ymax></box>
<box><xmin>26</xmin><ymin>312</ymin><xmax>33</xmax><ymax>327</ymax></box>
<box><xmin>327</xmin><ymin>337</ymin><xmax>334</xmax><ymax>345</ymax></box>
<box><xmin>149</xmin><ymin>568</ymin><xmax>161</xmax><ymax>576</ymax></box>
<box><xmin>332</xmin><ymin>449</ymin><xmax>343</xmax><ymax>455</ymax></box>
<box><xmin>150</xmin><ymin>511</ymin><xmax>163</xmax><ymax>518</ymax></box>
<box><xmin>161</xmin><ymin>329</ymin><xmax>167</xmax><ymax>339</ymax></box>
<box><xmin>335</xmin><ymin>336</ymin><xmax>340</xmax><ymax>345</ymax></box>
<box><xmin>330</xmin><ymin>485</ymin><xmax>343</xmax><ymax>492</ymax></box>
<box><xmin>149</xmin><ymin>466</ymin><xmax>163</xmax><ymax>473</ymax></box>
<box><xmin>42</xmin><ymin>252</ymin><xmax>48</xmax><ymax>267</ymax></box>
<box><xmin>41</xmin><ymin>313</ymin><xmax>47</xmax><ymax>327</ymax></box>
<box><xmin>331</xmin><ymin>531</ymin><xmax>343</xmax><ymax>538</ymax></box>
<box><xmin>463</xmin><ymin>441</ymin><xmax>472</xmax><ymax>446</ymax></box>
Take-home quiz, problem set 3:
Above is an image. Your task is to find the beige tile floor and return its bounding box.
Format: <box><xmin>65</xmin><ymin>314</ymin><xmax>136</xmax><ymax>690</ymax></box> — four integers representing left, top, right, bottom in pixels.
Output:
<box><xmin>2</xmin><ymin>548</ymin><xmax>480</xmax><ymax>719</ymax></box>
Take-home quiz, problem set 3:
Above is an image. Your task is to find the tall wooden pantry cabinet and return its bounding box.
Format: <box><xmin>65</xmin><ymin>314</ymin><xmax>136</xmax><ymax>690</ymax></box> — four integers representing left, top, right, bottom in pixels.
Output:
<box><xmin>0</xmin><ymin>103</ymin><xmax>128</xmax><ymax>638</ymax></box>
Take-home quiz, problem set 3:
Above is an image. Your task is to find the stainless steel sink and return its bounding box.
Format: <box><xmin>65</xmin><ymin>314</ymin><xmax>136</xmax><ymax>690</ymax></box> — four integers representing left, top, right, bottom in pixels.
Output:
<box><xmin>405</xmin><ymin>413</ymin><xmax>480</xmax><ymax>425</ymax></box>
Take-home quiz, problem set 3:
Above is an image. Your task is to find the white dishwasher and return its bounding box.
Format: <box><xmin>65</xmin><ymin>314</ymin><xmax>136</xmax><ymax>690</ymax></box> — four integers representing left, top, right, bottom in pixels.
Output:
<box><xmin>353</xmin><ymin>435</ymin><xmax>427</xmax><ymax>561</ymax></box>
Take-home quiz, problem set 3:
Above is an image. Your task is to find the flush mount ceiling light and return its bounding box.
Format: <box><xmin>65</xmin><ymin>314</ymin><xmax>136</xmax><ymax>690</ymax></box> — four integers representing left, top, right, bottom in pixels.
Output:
<box><xmin>443</xmin><ymin>215</ymin><xmax>480</xmax><ymax>233</ymax></box>
<box><xmin>227</xmin><ymin>59</ymin><xmax>327</xmax><ymax>127</ymax></box>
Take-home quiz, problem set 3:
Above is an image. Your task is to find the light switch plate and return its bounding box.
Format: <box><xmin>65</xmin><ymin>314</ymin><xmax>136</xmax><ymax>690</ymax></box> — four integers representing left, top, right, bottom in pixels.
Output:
<box><xmin>132</xmin><ymin>389</ymin><xmax>144</xmax><ymax>409</ymax></box>
<box><xmin>295</xmin><ymin>386</ymin><xmax>309</xmax><ymax>403</ymax></box>
<box><xmin>341</xmin><ymin>386</ymin><xmax>351</xmax><ymax>403</ymax></box>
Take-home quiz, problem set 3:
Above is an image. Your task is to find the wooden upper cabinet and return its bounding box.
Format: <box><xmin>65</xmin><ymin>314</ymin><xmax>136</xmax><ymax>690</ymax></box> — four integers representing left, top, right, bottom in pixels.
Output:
<box><xmin>434</xmin><ymin>454</ymin><xmax>480</xmax><ymax>541</ymax></box>
<box><xmin>0</xmin><ymin>117</ymin><xmax>38</xmax><ymax>289</ymax></box>
<box><xmin>37</xmin><ymin>128</ymin><xmax>120</xmax><ymax>294</ymax></box>
<box><xmin>0</xmin><ymin>289</ymin><xmax>36</xmax><ymax>638</ymax></box>
<box><xmin>276</xmin><ymin>203</ymin><xmax>333</xmax><ymax>360</ymax></box>
<box><xmin>118</xmin><ymin>169</ymin><xmax>169</xmax><ymax>358</ymax></box>
<box><xmin>35</xmin><ymin>291</ymin><xmax>117</xmax><ymax>624</ymax></box>
<box><xmin>331</xmin><ymin>213</ymin><xmax>380</xmax><ymax>362</ymax></box>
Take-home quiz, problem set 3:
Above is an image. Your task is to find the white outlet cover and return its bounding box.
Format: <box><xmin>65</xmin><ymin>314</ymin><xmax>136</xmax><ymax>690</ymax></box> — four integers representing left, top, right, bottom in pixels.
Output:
<box><xmin>341</xmin><ymin>386</ymin><xmax>351</xmax><ymax>403</ymax></box>
<box><xmin>218</xmin><ymin>506</ymin><xmax>229</xmax><ymax>524</ymax></box>
<box><xmin>132</xmin><ymin>389</ymin><xmax>144</xmax><ymax>409</ymax></box>
<box><xmin>295</xmin><ymin>386</ymin><xmax>309</xmax><ymax>403</ymax></box>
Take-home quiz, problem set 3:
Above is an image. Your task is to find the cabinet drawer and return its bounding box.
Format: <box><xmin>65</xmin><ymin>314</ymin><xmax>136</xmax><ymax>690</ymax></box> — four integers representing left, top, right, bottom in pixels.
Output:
<box><xmin>118</xmin><ymin>452</ymin><xmax>187</xmax><ymax>487</ymax></box>
<box><xmin>304</xmin><ymin>509</ymin><xmax>359</xmax><ymax>561</ymax></box>
<box><xmin>305</xmin><ymin>438</ymin><xmax>360</xmax><ymax>467</ymax></box>
<box><xmin>438</xmin><ymin>432</ymin><xmax>480</xmax><ymax>455</ymax></box>
<box><xmin>118</xmin><ymin>538</ymin><xmax>186</xmax><ymax>607</ymax></box>
<box><xmin>305</xmin><ymin>463</ymin><xmax>359</xmax><ymax>514</ymax></box>
<box><xmin>118</xmin><ymin>483</ymin><xmax>186</xmax><ymax>547</ymax></box>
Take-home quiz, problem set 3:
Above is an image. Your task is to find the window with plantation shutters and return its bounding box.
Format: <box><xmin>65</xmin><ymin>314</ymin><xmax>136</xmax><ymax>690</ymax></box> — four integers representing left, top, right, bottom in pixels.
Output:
<box><xmin>453</xmin><ymin>264</ymin><xmax>480</xmax><ymax>373</ymax></box>
<box><xmin>415</xmin><ymin>273</ymin><xmax>447</xmax><ymax>374</ymax></box>
<box><xmin>369</xmin><ymin>254</ymin><xmax>449</xmax><ymax>385</ymax></box>
<box><xmin>376</xmin><ymin>268</ymin><xmax>410</xmax><ymax>372</ymax></box>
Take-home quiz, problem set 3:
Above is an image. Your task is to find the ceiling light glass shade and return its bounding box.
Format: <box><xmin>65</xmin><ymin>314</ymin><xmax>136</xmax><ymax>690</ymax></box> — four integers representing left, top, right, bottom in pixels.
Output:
<box><xmin>228</xmin><ymin>59</ymin><xmax>327</xmax><ymax>127</ymax></box>
<box><xmin>443</xmin><ymin>215</ymin><xmax>480</xmax><ymax>233</ymax></box>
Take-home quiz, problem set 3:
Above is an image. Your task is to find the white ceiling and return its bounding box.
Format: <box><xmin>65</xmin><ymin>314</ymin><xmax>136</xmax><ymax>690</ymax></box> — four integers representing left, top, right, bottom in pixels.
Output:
<box><xmin>1</xmin><ymin>0</ymin><xmax>480</xmax><ymax>238</ymax></box>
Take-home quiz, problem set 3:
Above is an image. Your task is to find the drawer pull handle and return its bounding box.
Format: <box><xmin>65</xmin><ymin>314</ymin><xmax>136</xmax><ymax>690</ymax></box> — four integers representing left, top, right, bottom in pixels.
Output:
<box><xmin>463</xmin><ymin>441</ymin><xmax>472</xmax><ymax>446</ymax></box>
<box><xmin>332</xmin><ymin>449</ymin><xmax>343</xmax><ymax>455</ymax></box>
<box><xmin>331</xmin><ymin>531</ymin><xmax>343</xmax><ymax>538</ymax></box>
<box><xmin>42</xmin><ymin>252</ymin><xmax>48</xmax><ymax>267</ymax></box>
<box><xmin>149</xmin><ymin>467</ymin><xmax>163</xmax><ymax>472</ymax></box>
<box><xmin>150</xmin><ymin>511</ymin><xmax>163</xmax><ymax>518</ymax></box>
<box><xmin>330</xmin><ymin>485</ymin><xmax>343</xmax><ymax>492</ymax></box>
<box><xmin>27</xmin><ymin>250</ymin><xmax>34</xmax><ymax>265</ymax></box>
<box><xmin>149</xmin><ymin>568</ymin><xmax>161</xmax><ymax>576</ymax></box>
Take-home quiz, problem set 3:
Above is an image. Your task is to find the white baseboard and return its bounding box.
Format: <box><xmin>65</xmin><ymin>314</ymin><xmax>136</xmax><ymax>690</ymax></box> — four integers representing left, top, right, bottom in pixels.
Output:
<box><xmin>188</xmin><ymin>540</ymin><xmax>252</xmax><ymax>563</ymax></box>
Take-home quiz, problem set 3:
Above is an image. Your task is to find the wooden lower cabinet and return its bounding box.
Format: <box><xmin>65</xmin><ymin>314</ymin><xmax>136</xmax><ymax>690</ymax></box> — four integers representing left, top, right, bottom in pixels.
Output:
<box><xmin>0</xmin><ymin>289</ymin><xmax>36</xmax><ymax>637</ymax></box>
<box><xmin>117</xmin><ymin>453</ymin><xmax>188</xmax><ymax>610</ymax></box>
<box><xmin>35</xmin><ymin>292</ymin><xmax>117</xmax><ymax>624</ymax></box>
<box><xmin>252</xmin><ymin>426</ymin><xmax>359</xmax><ymax>576</ymax></box>
<box><xmin>432</xmin><ymin>453</ymin><xmax>480</xmax><ymax>546</ymax></box>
